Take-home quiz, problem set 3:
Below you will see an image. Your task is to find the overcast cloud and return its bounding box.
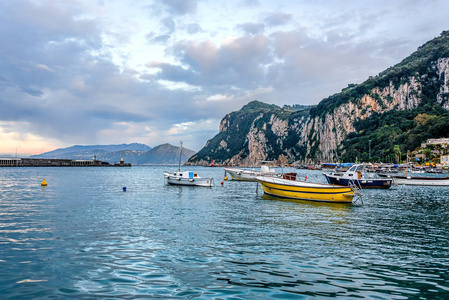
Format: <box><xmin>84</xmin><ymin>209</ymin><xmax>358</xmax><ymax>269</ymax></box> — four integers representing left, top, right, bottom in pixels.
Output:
<box><xmin>1</xmin><ymin>0</ymin><xmax>448</xmax><ymax>155</ymax></box>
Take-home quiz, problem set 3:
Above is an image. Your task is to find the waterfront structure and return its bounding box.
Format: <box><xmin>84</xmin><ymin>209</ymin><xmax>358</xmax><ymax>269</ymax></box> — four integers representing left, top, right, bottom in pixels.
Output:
<box><xmin>0</xmin><ymin>158</ymin><xmax>122</xmax><ymax>167</ymax></box>
<box><xmin>0</xmin><ymin>158</ymin><xmax>21</xmax><ymax>166</ymax></box>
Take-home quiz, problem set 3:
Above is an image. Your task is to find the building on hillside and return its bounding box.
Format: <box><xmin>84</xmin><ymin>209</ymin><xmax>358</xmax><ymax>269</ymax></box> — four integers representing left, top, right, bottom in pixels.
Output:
<box><xmin>441</xmin><ymin>155</ymin><xmax>449</xmax><ymax>166</ymax></box>
<box><xmin>421</xmin><ymin>138</ymin><xmax>449</xmax><ymax>148</ymax></box>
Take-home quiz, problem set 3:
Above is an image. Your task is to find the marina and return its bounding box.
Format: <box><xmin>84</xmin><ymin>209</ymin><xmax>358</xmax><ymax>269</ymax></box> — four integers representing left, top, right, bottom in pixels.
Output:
<box><xmin>1</xmin><ymin>166</ymin><xmax>448</xmax><ymax>298</ymax></box>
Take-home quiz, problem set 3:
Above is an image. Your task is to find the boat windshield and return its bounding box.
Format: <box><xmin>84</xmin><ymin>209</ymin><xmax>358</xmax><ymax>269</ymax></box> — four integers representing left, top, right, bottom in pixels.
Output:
<box><xmin>348</xmin><ymin>165</ymin><xmax>364</xmax><ymax>172</ymax></box>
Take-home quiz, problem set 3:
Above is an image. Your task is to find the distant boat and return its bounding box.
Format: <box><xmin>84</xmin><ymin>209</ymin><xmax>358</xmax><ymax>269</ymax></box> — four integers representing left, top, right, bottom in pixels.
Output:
<box><xmin>378</xmin><ymin>173</ymin><xmax>449</xmax><ymax>186</ymax></box>
<box><xmin>324</xmin><ymin>164</ymin><xmax>392</xmax><ymax>189</ymax></box>
<box><xmin>164</xmin><ymin>141</ymin><xmax>214</xmax><ymax>187</ymax></box>
<box><xmin>256</xmin><ymin>176</ymin><xmax>356</xmax><ymax>203</ymax></box>
<box><xmin>223</xmin><ymin>165</ymin><xmax>279</xmax><ymax>181</ymax></box>
<box><xmin>377</xmin><ymin>152</ymin><xmax>449</xmax><ymax>186</ymax></box>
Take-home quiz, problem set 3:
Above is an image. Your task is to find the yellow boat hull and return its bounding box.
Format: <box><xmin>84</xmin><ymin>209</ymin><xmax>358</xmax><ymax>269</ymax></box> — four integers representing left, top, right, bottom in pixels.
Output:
<box><xmin>257</xmin><ymin>177</ymin><xmax>354</xmax><ymax>203</ymax></box>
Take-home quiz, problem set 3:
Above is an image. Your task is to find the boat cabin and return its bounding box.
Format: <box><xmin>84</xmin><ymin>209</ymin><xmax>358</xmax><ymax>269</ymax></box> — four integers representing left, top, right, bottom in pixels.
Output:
<box><xmin>173</xmin><ymin>171</ymin><xmax>199</xmax><ymax>178</ymax></box>
<box><xmin>332</xmin><ymin>164</ymin><xmax>377</xmax><ymax>180</ymax></box>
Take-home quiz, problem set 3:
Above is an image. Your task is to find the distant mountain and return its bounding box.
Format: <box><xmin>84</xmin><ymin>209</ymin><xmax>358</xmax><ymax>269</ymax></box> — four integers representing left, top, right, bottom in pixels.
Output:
<box><xmin>138</xmin><ymin>143</ymin><xmax>196</xmax><ymax>165</ymax></box>
<box><xmin>31</xmin><ymin>143</ymin><xmax>196</xmax><ymax>165</ymax></box>
<box><xmin>32</xmin><ymin>143</ymin><xmax>151</xmax><ymax>159</ymax></box>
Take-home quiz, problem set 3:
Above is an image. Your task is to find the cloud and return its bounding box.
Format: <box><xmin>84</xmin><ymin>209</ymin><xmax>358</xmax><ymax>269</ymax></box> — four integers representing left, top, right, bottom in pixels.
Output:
<box><xmin>236</xmin><ymin>22</ymin><xmax>265</xmax><ymax>35</ymax></box>
<box><xmin>20</xmin><ymin>87</ymin><xmax>44</xmax><ymax>97</ymax></box>
<box><xmin>158</xmin><ymin>35</ymin><xmax>272</xmax><ymax>90</ymax></box>
<box><xmin>35</xmin><ymin>64</ymin><xmax>56</xmax><ymax>73</ymax></box>
<box><xmin>156</xmin><ymin>0</ymin><xmax>198</xmax><ymax>15</ymax></box>
<box><xmin>185</xmin><ymin>23</ymin><xmax>203</xmax><ymax>34</ymax></box>
<box><xmin>147</xmin><ymin>16</ymin><xmax>178</xmax><ymax>43</ymax></box>
<box><xmin>240</xmin><ymin>0</ymin><xmax>260</xmax><ymax>8</ymax></box>
<box><xmin>263</xmin><ymin>12</ymin><xmax>292</xmax><ymax>27</ymax></box>
<box><xmin>1</xmin><ymin>0</ymin><xmax>449</xmax><ymax>154</ymax></box>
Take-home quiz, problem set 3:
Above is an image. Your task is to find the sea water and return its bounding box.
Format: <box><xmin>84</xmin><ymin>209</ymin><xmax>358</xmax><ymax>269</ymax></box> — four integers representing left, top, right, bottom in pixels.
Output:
<box><xmin>0</xmin><ymin>166</ymin><xmax>448</xmax><ymax>299</ymax></box>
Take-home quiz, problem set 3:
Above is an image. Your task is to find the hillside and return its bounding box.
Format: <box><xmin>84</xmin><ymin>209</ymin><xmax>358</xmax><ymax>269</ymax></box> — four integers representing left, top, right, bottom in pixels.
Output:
<box><xmin>138</xmin><ymin>143</ymin><xmax>196</xmax><ymax>165</ymax></box>
<box><xmin>34</xmin><ymin>143</ymin><xmax>195</xmax><ymax>165</ymax></box>
<box><xmin>187</xmin><ymin>101</ymin><xmax>310</xmax><ymax>165</ymax></box>
<box><xmin>188</xmin><ymin>31</ymin><xmax>449</xmax><ymax>165</ymax></box>
<box><xmin>32</xmin><ymin>143</ymin><xmax>151</xmax><ymax>159</ymax></box>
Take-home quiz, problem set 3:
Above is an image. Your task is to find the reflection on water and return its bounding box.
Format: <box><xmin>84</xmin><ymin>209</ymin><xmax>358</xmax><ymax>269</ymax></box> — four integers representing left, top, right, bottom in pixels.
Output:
<box><xmin>0</xmin><ymin>167</ymin><xmax>448</xmax><ymax>298</ymax></box>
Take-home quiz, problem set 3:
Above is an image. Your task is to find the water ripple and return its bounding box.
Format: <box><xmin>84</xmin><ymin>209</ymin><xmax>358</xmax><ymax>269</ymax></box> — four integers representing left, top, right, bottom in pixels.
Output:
<box><xmin>0</xmin><ymin>167</ymin><xmax>448</xmax><ymax>298</ymax></box>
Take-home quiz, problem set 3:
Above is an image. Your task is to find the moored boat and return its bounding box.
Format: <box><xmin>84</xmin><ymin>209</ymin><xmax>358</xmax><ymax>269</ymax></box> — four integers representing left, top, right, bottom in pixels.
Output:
<box><xmin>163</xmin><ymin>171</ymin><xmax>214</xmax><ymax>187</ymax></box>
<box><xmin>163</xmin><ymin>141</ymin><xmax>214</xmax><ymax>187</ymax></box>
<box><xmin>378</xmin><ymin>173</ymin><xmax>449</xmax><ymax>186</ymax></box>
<box><xmin>224</xmin><ymin>165</ymin><xmax>279</xmax><ymax>181</ymax></box>
<box><xmin>377</xmin><ymin>151</ymin><xmax>449</xmax><ymax>186</ymax></box>
<box><xmin>256</xmin><ymin>176</ymin><xmax>355</xmax><ymax>203</ymax></box>
<box><xmin>324</xmin><ymin>164</ymin><xmax>392</xmax><ymax>189</ymax></box>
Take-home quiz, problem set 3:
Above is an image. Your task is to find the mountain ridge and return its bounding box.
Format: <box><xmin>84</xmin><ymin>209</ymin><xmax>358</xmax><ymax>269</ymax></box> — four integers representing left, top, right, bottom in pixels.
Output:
<box><xmin>32</xmin><ymin>143</ymin><xmax>196</xmax><ymax>165</ymax></box>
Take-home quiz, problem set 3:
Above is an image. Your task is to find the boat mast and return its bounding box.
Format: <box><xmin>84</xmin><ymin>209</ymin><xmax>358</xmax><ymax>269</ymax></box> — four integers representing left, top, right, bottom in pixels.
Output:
<box><xmin>178</xmin><ymin>141</ymin><xmax>183</xmax><ymax>172</ymax></box>
<box><xmin>406</xmin><ymin>150</ymin><xmax>409</xmax><ymax>178</ymax></box>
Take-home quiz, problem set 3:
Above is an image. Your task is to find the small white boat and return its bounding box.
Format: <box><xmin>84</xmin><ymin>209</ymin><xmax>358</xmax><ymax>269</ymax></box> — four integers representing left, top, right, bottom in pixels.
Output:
<box><xmin>164</xmin><ymin>171</ymin><xmax>214</xmax><ymax>187</ymax></box>
<box><xmin>378</xmin><ymin>173</ymin><xmax>449</xmax><ymax>186</ymax></box>
<box><xmin>224</xmin><ymin>165</ymin><xmax>279</xmax><ymax>181</ymax></box>
<box><xmin>163</xmin><ymin>141</ymin><xmax>214</xmax><ymax>187</ymax></box>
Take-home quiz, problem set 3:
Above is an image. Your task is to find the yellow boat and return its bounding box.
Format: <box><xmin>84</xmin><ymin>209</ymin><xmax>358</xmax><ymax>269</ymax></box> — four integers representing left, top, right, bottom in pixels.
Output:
<box><xmin>256</xmin><ymin>176</ymin><xmax>355</xmax><ymax>203</ymax></box>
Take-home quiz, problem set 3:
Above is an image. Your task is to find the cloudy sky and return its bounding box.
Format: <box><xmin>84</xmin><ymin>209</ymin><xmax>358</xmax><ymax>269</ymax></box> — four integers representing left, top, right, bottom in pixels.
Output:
<box><xmin>1</xmin><ymin>0</ymin><xmax>448</xmax><ymax>155</ymax></box>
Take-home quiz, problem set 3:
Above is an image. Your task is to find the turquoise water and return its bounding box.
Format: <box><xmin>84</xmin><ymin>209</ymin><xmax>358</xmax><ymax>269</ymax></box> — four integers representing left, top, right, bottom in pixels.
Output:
<box><xmin>0</xmin><ymin>166</ymin><xmax>448</xmax><ymax>299</ymax></box>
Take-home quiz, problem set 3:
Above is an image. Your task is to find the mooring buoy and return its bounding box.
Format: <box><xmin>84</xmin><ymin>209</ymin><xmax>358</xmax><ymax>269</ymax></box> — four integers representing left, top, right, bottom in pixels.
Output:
<box><xmin>41</xmin><ymin>179</ymin><xmax>47</xmax><ymax>186</ymax></box>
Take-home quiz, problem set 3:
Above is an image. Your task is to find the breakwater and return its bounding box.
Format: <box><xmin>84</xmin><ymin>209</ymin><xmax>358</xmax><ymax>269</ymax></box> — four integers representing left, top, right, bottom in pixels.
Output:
<box><xmin>0</xmin><ymin>157</ymin><xmax>130</xmax><ymax>167</ymax></box>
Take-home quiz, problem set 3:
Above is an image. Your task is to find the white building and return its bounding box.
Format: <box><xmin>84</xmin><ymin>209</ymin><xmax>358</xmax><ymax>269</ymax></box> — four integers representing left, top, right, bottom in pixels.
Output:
<box><xmin>0</xmin><ymin>157</ymin><xmax>21</xmax><ymax>166</ymax></box>
<box><xmin>421</xmin><ymin>138</ymin><xmax>449</xmax><ymax>148</ymax></box>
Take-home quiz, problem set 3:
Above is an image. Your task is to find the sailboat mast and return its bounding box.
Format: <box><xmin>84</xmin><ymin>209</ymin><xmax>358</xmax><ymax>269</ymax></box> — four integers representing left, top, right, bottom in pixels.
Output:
<box><xmin>406</xmin><ymin>151</ymin><xmax>409</xmax><ymax>178</ymax></box>
<box><xmin>178</xmin><ymin>141</ymin><xmax>183</xmax><ymax>172</ymax></box>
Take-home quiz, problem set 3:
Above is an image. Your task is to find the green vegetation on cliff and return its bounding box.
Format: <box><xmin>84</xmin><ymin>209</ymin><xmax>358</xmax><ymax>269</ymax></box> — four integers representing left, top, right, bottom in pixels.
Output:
<box><xmin>340</xmin><ymin>99</ymin><xmax>449</xmax><ymax>162</ymax></box>
<box><xmin>310</xmin><ymin>30</ymin><xmax>449</xmax><ymax>119</ymax></box>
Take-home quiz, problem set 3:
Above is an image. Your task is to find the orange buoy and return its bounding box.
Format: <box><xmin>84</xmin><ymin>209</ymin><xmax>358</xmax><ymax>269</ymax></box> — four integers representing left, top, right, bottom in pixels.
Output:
<box><xmin>41</xmin><ymin>179</ymin><xmax>48</xmax><ymax>186</ymax></box>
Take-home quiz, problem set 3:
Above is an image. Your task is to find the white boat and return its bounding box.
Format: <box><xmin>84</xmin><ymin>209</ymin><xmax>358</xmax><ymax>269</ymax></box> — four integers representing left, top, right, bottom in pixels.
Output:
<box><xmin>378</xmin><ymin>173</ymin><xmax>449</xmax><ymax>186</ymax></box>
<box><xmin>164</xmin><ymin>171</ymin><xmax>214</xmax><ymax>187</ymax></box>
<box><xmin>163</xmin><ymin>141</ymin><xmax>214</xmax><ymax>187</ymax></box>
<box><xmin>224</xmin><ymin>165</ymin><xmax>279</xmax><ymax>181</ymax></box>
<box><xmin>377</xmin><ymin>152</ymin><xmax>449</xmax><ymax>186</ymax></box>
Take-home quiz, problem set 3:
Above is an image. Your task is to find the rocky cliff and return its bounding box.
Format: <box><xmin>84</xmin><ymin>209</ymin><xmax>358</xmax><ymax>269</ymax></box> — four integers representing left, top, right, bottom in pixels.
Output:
<box><xmin>188</xmin><ymin>31</ymin><xmax>449</xmax><ymax>166</ymax></box>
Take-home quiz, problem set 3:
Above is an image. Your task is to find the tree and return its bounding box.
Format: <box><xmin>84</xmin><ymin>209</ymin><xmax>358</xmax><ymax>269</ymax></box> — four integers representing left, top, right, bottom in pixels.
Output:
<box><xmin>423</xmin><ymin>147</ymin><xmax>433</xmax><ymax>161</ymax></box>
<box><xmin>393</xmin><ymin>145</ymin><xmax>401</xmax><ymax>163</ymax></box>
